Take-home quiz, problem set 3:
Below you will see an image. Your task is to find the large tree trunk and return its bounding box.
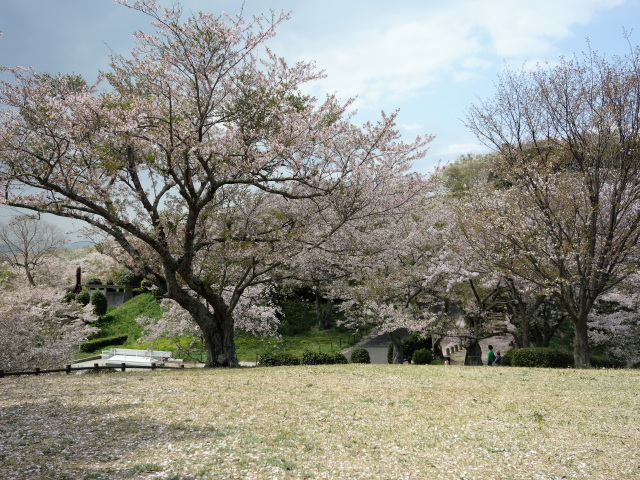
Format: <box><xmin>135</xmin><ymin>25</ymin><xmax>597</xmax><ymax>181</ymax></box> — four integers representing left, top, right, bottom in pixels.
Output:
<box><xmin>200</xmin><ymin>309</ymin><xmax>239</xmax><ymax>367</ymax></box>
<box><xmin>462</xmin><ymin>338</ymin><xmax>483</xmax><ymax>366</ymax></box>
<box><xmin>431</xmin><ymin>335</ymin><xmax>444</xmax><ymax>360</ymax></box>
<box><xmin>388</xmin><ymin>331</ymin><xmax>404</xmax><ymax>364</ymax></box>
<box><xmin>167</xmin><ymin>275</ymin><xmax>239</xmax><ymax>368</ymax></box>
<box><xmin>520</xmin><ymin>316</ymin><xmax>531</xmax><ymax>348</ymax></box>
<box><xmin>314</xmin><ymin>282</ymin><xmax>333</xmax><ymax>330</ymax></box>
<box><xmin>573</xmin><ymin>315</ymin><xmax>591</xmax><ymax>368</ymax></box>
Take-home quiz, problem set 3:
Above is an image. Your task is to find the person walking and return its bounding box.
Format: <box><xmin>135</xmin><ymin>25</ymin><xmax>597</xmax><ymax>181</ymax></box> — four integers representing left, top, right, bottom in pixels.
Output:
<box><xmin>495</xmin><ymin>351</ymin><xmax>502</xmax><ymax>366</ymax></box>
<box><xmin>487</xmin><ymin>345</ymin><xmax>495</xmax><ymax>366</ymax></box>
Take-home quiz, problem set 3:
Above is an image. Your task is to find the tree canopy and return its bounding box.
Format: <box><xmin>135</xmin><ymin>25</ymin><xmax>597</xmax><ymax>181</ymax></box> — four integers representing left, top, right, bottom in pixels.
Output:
<box><xmin>463</xmin><ymin>43</ymin><xmax>640</xmax><ymax>366</ymax></box>
<box><xmin>0</xmin><ymin>0</ymin><xmax>432</xmax><ymax>366</ymax></box>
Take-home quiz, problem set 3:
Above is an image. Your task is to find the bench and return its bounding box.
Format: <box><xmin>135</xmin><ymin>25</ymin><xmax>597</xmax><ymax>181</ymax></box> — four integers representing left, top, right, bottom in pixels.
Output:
<box><xmin>101</xmin><ymin>348</ymin><xmax>173</xmax><ymax>367</ymax></box>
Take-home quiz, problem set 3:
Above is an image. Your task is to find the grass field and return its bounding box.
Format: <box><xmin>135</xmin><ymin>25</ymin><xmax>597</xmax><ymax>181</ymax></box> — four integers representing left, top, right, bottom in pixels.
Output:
<box><xmin>1</xmin><ymin>365</ymin><xmax>638</xmax><ymax>479</ymax></box>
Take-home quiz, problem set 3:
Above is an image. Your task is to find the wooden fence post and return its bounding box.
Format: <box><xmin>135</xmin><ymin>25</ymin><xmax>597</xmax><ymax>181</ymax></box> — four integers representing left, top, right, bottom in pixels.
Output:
<box><xmin>66</xmin><ymin>364</ymin><xmax>71</xmax><ymax>374</ymax></box>
<box><xmin>121</xmin><ymin>363</ymin><xmax>126</xmax><ymax>372</ymax></box>
<box><xmin>35</xmin><ymin>367</ymin><xmax>40</xmax><ymax>375</ymax></box>
<box><xmin>93</xmin><ymin>363</ymin><xmax>99</xmax><ymax>373</ymax></box>
<box><xmin>180</xmin><ymin>364</ymin><xmax>185</xmax><ymax>369</ymax></box>
<box><xmin>0</xmin><ymin>369</ymin><xmax>4</xmax><ymax>378</ymax></box>
<box><xmin>152</xmin><ymin>362</ymin><xmax>156</xmax><ymax>370</ymax></box>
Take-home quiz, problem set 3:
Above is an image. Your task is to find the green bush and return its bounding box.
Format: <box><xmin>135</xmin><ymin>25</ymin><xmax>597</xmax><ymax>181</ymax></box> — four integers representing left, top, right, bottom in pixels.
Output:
<box><xmin>80</xmin><ymin>334</ymin><xmax>129</xmax><ymax>353</ymax></box>
<box><xmin>258</xmin><ymin>351</ymin><xmax>301</xmax><ymax>367</ymax></box>
<box><xmin>329</xmin><ymin>352</ymin><xmax>349</xmax><ymax>364</ymax></box>
<box><xmin>151</xmin><ymin>288</ymin><xmax>167</xmax><ymax>297</ymax></box>
<box><xmin>387</xmin><ymin>334</ymin><xmax>432</xmax><ymax>363</ymax></box>
<box><xmin>501</xmin><ymin>349</ymin><xmax>515</xmax><ymax>366</ymax></box>
<box><xmin>302</xmin><ymin>349</ymin><xmax>331</xmax><ymax>365</ymax></box>
<box><xmin>402</xmin><ymin>334</ymin><xmax>432</xmax><ymax>363</ymax></box>
<box><xmin>114</xmin><ymin>271</ymin><xmax>143</xmax><ymax>287</ymax></box>
<box><xmin>590</xmin><ymin>355</ymin><xmax>625</xmax><ymax>369</ymax></box>
<box><xmin>350</xmin><ymin>347</ymin><xmax>370</xmax><ymax>364</ymax></box>
<box><xmin>106</xmin><ymin>279</ymin><xmax>114</xmax><ymax>285</ymax></box>
<box><xmin>300</xmin><ymin>350</ymin><xmax>348</xmax><ymax>365</ymax></box>
<box><xmin>90</xmin><ymin>291</ymin><xmax>108</xmax><ymax>317</ymax></box>
<box><xmin>132</xmin><ymin>288</ymin><xmax>144</xmax><ymax>297</ymax></box>
<box><xmin>412</xmin><ymin>348</ymin><xmax>433</xmax><ymax>365</ymax></box>
<box><xmin>85</xmin><ymin>277</ymin><xmax>102</xmax><ymax>285</ymax></box>
<box><xmin>511</xmin><ymin>348</ymin><xmax>574</xmax><ymax>368</ymax></box>
<box><xmin>63</xmin><ymin>291</ymin><xmax>77</xmax><ymax>303</ymax></box>
<box><xmin>77</xmin><ymin>288</ymin><xmax>91</xmax><ymax>306</ymax></box>
<box><xmin>140</xmin><ymin>279</ymin><xmax>153</xmax><ymax>290</ymax></box>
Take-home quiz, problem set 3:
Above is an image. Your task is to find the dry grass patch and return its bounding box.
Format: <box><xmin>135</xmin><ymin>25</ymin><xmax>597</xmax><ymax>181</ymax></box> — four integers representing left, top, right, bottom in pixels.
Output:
<box><xmin>1</xmin><ymin>365</ymin><xmax>638</xmax><ymax>479</ymax></box>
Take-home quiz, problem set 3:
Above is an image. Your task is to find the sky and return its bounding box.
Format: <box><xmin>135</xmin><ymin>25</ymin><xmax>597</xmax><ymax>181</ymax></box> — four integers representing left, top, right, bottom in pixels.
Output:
<box><xmin>0</xmin><ymin>0</ymin><xmax>639</xmax><ymax>235</ymax></box>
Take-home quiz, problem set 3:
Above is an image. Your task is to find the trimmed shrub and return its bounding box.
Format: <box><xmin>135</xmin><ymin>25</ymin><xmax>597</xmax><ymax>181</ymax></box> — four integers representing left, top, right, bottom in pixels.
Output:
<box><xmin>151</xmin><ymin>288</ymin><xmax>167</xmax><ymax>297</ymax></box>
<box><xmin>501</xmin><ymin>349</ymin><xmax>515</xmax><ymax>366</ymax></box>
<box><xmin>80</xmin><ymin>334</ymin><xmax>129</xmax><ymax>353</ymax></box>
<box><xmin>402</xmin><ymin>334</ymin><xmax>432</xmax><ymax>363</ymax></box>
<box><xmin>140</xmin><ymin>279</ymin><xmax>153</xmax><ymax>290</ymax></box>
<box><xmin>85</xmin><ymin>277</ymin><xmax>102</xmax><ymax>285</ymax></box>
<box><xmin>329</xmin><ymin>352</ymin><xmax>349</xmax><ymax>364</ymax></box>
<box><xmin>114</xmin><ymin>271</ymin><xmax>143</xmax><ymax>287</ymax></box>
<box><xmin>90</xmin><ymin>291</ymin><xmax>108</xmax><ymax>317</ymax></box>
<box><xmin>412</xmin><ymin>348</ymin><xmax>433</xmax><ymax>365</ymax></box>
<box><xmin>105</xmin><ymin>279</ymin><xmax>114</xmax><ymax>285</ymax></box>
<box><xmin>302</xmin><ymin>349</ymin><xmax>331</xmax><ymax>365</ymax></box>
<box><xmin>300</xmin><ymin>350</ymin><xmax>348</xmax><ymax>365</ymax></box>
<box><xmin>511</xmin><ymin>348</ymin><xmax>574</xmax><ymax>368</ymax></box>
<box><xmin>590</xmin><ymin>355</ymin><xmax>625</xmax><ymax>369</ymax></box>
<box><xmin>350</xmin><ymin>347</ymin><xmax>370</xmax><ymax>364</ymax></box>
<box><xmin>77</xmin><ymin>289</ymin><xmax>91</xmax><ymax>306</ymax></box>
<box><xmin>63</xmin><ymin>291</ymin><xmax>77</xmax><ymax>303</ymax></box>
<box><xmin>258</xmin><ymin>351</ymin><xmax>301</xmax><ymax>367</ymax></box>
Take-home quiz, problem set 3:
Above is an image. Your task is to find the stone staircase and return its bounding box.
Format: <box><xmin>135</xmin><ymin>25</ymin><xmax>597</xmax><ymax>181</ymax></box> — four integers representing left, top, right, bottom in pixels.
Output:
<box><xmin>442</xmin><ymin>342</ymin><xmax>466</xmax><ymax>365</ymax></box>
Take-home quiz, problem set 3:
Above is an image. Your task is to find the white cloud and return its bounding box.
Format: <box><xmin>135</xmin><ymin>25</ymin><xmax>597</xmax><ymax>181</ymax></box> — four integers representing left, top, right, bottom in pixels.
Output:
<box><xmin>442</xmin><ymin>143</ymin><xmax>488</xmax><ymax>156</ymax></box>
<box><xmin>294</xmin><ymin>0</ymin><xmax>625</xmax><ymax>108</ymax></box>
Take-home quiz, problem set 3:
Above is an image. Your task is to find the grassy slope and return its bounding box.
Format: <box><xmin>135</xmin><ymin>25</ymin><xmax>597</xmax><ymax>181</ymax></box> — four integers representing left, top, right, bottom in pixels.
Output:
<box><xmin>82</xmin><ymin>295</ymin><xmax>361</xmax><ymax>361</ymax></box>
<box><xmin>1</xmin><ymin>366</ymin><xmax>638</xmax><ymax>479</ymax></box>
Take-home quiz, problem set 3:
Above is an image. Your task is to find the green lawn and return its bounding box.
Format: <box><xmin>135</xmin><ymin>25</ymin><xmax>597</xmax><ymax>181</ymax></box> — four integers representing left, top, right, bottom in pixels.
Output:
<box><xmin>2</xmin><ymin>365</ymin><xmax>638</xmax><ymax>479</ymax></box>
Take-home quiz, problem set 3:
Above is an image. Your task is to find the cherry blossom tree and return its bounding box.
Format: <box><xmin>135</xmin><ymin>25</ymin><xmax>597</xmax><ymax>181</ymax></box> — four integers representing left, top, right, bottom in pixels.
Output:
<box><xmin>137</xmin><ymin>284</ymin><xmax>280</xmax><ymax>363</ymax></box>
<box><xmin>464</xmin><ymin>44</ymin><xmax>640</xmax><ymax>367</ymax></box>
<box><xmin>588</xmin><ymin>273</ymin><xmax>640</xmax><ymax>367</ymax></box>
<box><xmin>0</xmin><ymin>0</ymin><xmax>430</xmax><ymax>366</ymax></box>
<box><xmin>0</xmin><ymin>281</ymin><xmax>96</xmax><ymax>372</ymax></box>
<box><xmin>331</xmin><ymin>195</ymin><xmax>495</xmax><ymax>364</ymax></box>
<box><xmin>0</xmin><ymin>215</ymin><xmax>67</xmax><ymax>286</ymax></box>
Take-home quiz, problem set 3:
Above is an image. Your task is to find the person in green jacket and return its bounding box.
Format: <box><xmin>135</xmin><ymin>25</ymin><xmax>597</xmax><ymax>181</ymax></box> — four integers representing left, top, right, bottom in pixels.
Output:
<box><xmin>487</xmin><ymin>345</ymin><xmax>495</xmax><ymax>366</ymax></box>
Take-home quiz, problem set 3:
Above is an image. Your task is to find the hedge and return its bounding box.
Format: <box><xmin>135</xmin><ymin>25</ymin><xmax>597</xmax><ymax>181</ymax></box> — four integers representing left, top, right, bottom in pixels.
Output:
<box><xmin>590</xmin><ymin>355</ymin><xmax>625</xmax><ymax>369</ymax></box>
<box><xmin>302</xmin><ymin>350</ymin><xmax>348</xmax><ymax>365</ymax></box>
<box><xmin>80</xmin><ymin>334</ymin><xmax>129</xmax><ymax>353</ymax></box>
<box><xmin>501</xmin><ymin>348</ymin><xmax>515</xmax><ymax>366</ymax></box>
<box><xmin>511</xmin><ymin>348</ymin><xmax>574</xmax><ymax>368</ymax></box>
<box><xmin>258</xmin><ymin>351</ymin><xmax>301</xmax><ymax>367</ymax></box>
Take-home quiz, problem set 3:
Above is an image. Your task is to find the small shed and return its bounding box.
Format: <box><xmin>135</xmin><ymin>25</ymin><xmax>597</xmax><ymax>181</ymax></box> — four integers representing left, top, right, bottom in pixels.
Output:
<box><xmin>83</xmin><ymin>284</ymin><xmax>134</xmax><ymax>307</ymax></box>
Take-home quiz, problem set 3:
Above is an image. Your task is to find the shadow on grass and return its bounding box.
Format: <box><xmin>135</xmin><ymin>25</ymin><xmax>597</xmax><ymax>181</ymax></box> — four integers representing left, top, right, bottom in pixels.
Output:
<box><xmin>0</xmin><ymin>385</ymin><xmax>231</xmax><ymax>479</ymax></box>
